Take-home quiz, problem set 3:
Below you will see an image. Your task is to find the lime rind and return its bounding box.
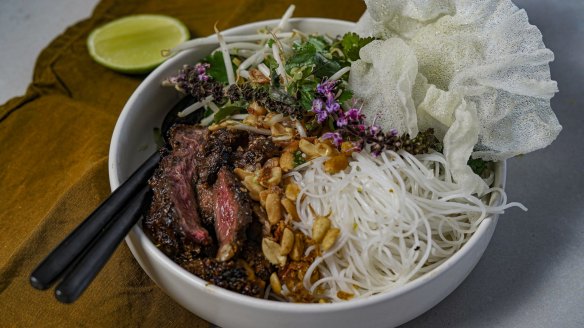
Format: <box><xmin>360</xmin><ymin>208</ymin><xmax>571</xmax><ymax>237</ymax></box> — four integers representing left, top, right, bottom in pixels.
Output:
<box><xmin>87</xmin><ymin>14</ymin><xmax>190</xmax><ymax>74</ymax></box>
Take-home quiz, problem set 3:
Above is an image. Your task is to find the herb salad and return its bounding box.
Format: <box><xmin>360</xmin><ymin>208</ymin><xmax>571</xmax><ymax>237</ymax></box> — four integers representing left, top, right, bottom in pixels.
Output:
<box><xmin>162</xmin><ymin>28</ymin><xmax>439</xmax><ymax>158</ymax></box>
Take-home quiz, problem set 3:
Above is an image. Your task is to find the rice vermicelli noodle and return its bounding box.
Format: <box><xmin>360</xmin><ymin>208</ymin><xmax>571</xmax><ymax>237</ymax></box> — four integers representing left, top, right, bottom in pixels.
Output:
<box><xmin>290</xmin><ymin>150</ymin><xmax>525</xmax><ymax>301</ymax></box>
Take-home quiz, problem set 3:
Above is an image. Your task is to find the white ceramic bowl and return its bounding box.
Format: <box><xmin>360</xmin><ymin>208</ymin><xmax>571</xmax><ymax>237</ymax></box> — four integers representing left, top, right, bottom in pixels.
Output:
<box><xmin>109</xmin><ymin>18</ymin><xmax>505</xmax><ymax>328</ymax></box>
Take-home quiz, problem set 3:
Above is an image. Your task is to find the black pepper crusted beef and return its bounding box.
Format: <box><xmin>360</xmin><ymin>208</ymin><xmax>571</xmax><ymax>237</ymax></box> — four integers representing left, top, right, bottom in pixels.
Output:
<box><xmin>213</xmin><ymin>166</ymin><xmax>253</xmax><ymax>261</ymax></box>
<box><xmin>197</xmin><ymin>129</ymin><xmax>247</xmax><ymax>184</ymax></box>
<box><xmin>194</xmin><ymin>129</ymin><xmax>249</xmax><ymax>227</ymax></box>
<box><xmin>195</xmin><ymin>181</ymin><xmax>215</xmax><ymax>226</ymax></box>
<box><xmin>143</xmin><ymin>125</ymin><xmax>280</xmax><ymax>297</ymax></box>
<box><xmin>143</xmin><ymin>125</ymin><xmax>211</xmax><ymax>260</ymax></box>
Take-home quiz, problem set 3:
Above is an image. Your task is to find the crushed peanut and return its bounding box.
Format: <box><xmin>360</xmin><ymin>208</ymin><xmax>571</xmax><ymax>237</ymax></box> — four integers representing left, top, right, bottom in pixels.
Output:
<box><xmin>323</xmin><ymin>155</ymin><xmax>349</xmax><ymax>174</ymax></box>
<box><xmin>265</xmin><ymin>193</ymin><xmax>282</xmax><ymax>225</ymax></box>
<box><xmin>242</xmin><ymin>175</ymin><xmax>264</xmax><ymax>201</ymax></box>
<box><xmin>312</xmin><ymin>216</ymin><xmax>331</xmax><ymax>243</ymax></box>
<box><xmin>284</xmin><ymin>182</ymin><xmax>300</xmax><ymax>201</ymax></box>
<box><xmin>299</xmin><ymin>139</ymin><xmax>320</xmax><ymax>159</ymax></box>
<box><xmin>289</xmin><ymin>233</ymin><xmax>305</xmax><ymax>261</ymax></box>
<box><xmin>248</xmin><ymin>101</ymin><xmax>267</xmax><ymax>116</ymax></box>
<box><xmin>279</xmin><ymin>227</ymin><xmax>294</xmax><ymax>255</ymax></box>
<box><xmin>234</xmin><ymin>167</ymin><xmax>253</xmax><ymax>180</ymax></box>
<box><xmin>281</xmin><ymin>197</ymin><xmax>299</xmax><ymax>221</ymax></box>
<box><xmin>321</xmin><ymin>227</ymin><xmax>340</xmax><ymax>251</ymax></box>
<box><xmin>262</xmin><ymin>238</ymin><xmax>287</xmax><ymax>266</ymax></box>
<box><xmin>249</xmin><ymin>68</ymin><xmax>271</xmax><ymax>84</ymax></box>
<box><xmin>270</xmin><ymin>272</ymin><xmax>282</xmax><ymax>295</ymax></box>
<box><xmin>279</xmin><ymin>151</ymin><xmax>295</xmax><ymax>172</ymax></box>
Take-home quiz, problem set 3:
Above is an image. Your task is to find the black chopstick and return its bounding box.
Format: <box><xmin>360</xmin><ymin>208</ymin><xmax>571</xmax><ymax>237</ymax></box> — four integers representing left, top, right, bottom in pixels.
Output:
<box><xmin>54</xmin><ymin>184</ymin><xmax>150</xmax><ymax>303</ymax></box>
<box><xmin>30</xmin><ymin>151</ymin><xmax>160</xmax><ymax>291</ymax></box>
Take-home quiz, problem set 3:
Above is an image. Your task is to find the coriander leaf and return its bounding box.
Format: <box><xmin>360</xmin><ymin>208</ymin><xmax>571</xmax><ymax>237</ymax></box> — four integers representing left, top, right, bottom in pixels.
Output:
<box><xmin>271</xmin><ymin>69</ymin><xmax>281</xmax><ymax>88</ymax></box>
<box><xmin>202</xmin><ymin>51</ymin><xmax>236</xmax><ymax>84</ymax></box>
<box><xmin>293</xmin><ymin>150</ymin><xmax>306</xmax><ymax>167</ymax></box>
<box><xmin>263</xmin><ymin>56</ymin><xmax>278</xmax><ymax>71</ymax></box>
<box><xmin>313</xmin><ymin>52</ymin><xmax>341</xmax><ymax>79</ymax></box>
<box><xmin>341</xmin><ymin>32</ymin><xmax>375</xmax><ymax>61</ymax></box>
<box><xmin>337</xmin><ymin>89</ymin><xmax>354</xmax><ymax>105</ymax></box>
<box><xmin>286</xmin><ymin>42</ymin><xmax>317</xmax><ymax>71</ymax></box>
<box><xmin>213</xmin><ymin>106</ymin><xmax>243</xmax><ymax>123</ymax></box>
<box><xmin>203</xmin><ymin>107</ymin><xmax>213</xmax><ymax>117</ymax></box>
<box><xmin>307</xmin><ymin>35</ymin><xmax>328</xmax><ymax>51</ymax></box>
<box><xmin>298</xmin><ymin>81</ymin><xmax>317</xmax><ymax>110</ymax></box>
<box><xmin>468</xmin><ymin>158</ymin><xmax>489</xmax><ymax>175</ymax></box>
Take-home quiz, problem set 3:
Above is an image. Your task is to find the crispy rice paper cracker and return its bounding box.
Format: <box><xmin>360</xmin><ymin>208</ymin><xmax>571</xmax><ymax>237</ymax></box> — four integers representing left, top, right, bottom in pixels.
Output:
<box><xmin>349</xmin><ymin>0</ymin><xmax>561</xmax><ymax>193</ymax></box>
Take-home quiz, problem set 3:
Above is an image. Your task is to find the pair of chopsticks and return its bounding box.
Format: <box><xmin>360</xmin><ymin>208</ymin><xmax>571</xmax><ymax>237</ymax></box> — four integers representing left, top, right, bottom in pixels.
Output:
<box><xmin>30</xmin><ymin>152</ymin><xmax>161</xmax><ymax>303</ymax></box>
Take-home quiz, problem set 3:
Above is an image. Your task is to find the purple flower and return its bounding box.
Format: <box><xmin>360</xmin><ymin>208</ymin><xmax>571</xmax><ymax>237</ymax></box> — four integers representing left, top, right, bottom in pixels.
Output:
<box><xmin>369</xmin><ymin>124</ymin><xmax>382</xmax><ymax>136</ymax></box>
<box><xmin>322</xmin><ymin>132</ymin><xmax>343</xmax><ymax>147</ymax></box>
<box><xmin>312</xmin><ymin>99</ymin><xmax>329</xmax><ymax>123</ymax></box>
<box><xmin>312</xmin><ymin>98</ymin><xmax>323</xmax><ymax>112</ymax></box>
<box><xmin>316</xmin><ymin>110</ymin><xmax>328</xmax><ymax>123</ymax></box>
<box><xmin>195</xmin><ymin>63</ymin><xmax>209</xmax><ymax>74</ymax></box>
<box><xmin>194</xmin><ymin>63</ymin><xmax>211</xmax><ymax>81</ymax></box>
<box><xmin>326</xmin><ymin>100</ymin><xmax>340</xmax><ymax>113</ymax></box>
<box><xmin>316</xmin><ymin>80</ymin><xmax>337</xmax><ymax>96</ymax></box>
<box><xmin>345</xmin><ymin>108</ymin><xmax>363</xmax><ymax>122</ymax></box>
<box><xmin>336</xmin><ymin>113</ymin><xmax>348</xmax><ymax>127</ymax></box>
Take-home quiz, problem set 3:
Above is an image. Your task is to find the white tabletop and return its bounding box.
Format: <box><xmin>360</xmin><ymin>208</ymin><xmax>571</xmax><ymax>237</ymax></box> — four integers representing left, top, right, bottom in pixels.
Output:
<box><xmin>0</xmin><ymin>0</ymin><xmax>99</xmax><ymax>104</ymax></box>
<box><xmin>1</xmin><ymin>1</ymin><xmax>582</xmax><ymax>327</ymax></box>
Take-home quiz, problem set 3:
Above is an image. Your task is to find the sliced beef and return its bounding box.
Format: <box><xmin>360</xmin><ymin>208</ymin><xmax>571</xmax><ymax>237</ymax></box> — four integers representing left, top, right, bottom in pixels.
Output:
<box><xmin>197</xmin><ymin>129</ymin><xmax>247</xmax><ymax>184</ymax></box>
<box><xmin>195</xmin><ymin>181</ymin><xmax>215</xmax><ymax>226</ymax></box>
<box><xmin>144</xmin><ymin>166</ymin><xmax>191</xmax><ymax>258</ymax></box>
<box><xmin>169</xmin><ymin>124</ymin><xmax>209</xmax><ymax>156</ymax></box>
<box><xmin>166</xmin><ymin>155</ymin><xmax>210</xmax><ymax>245</ymax></box>
<box><xmin>234</xmin><ymin>134</ymin><xmax>280</xmax><ymax>171</ymax></box>
<box><xmin>144</xmin><ymin>125</ymin><xmax>212</xmax><ymax>259</ymax></box>
<box><xmin>213</xmin><ymin>167</ymin><xmax>252</xmax><ymax>261</ymax></box>
<box><xmin>144</xmin><ymin>125</ymin><xmax>279</xmax><ymax>298</ymax></box>
<box><xmin>144</xmin><ymin>156</ymin><xmax>207</xmax><ymax>259</ymax></box>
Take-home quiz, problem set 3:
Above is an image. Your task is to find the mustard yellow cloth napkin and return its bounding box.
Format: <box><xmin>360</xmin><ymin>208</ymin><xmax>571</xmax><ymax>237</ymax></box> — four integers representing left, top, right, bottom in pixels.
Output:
<box><xmin>0</xmin><ymin>0</ymin><xmax>365</xmax><ymax>326</ymax></box>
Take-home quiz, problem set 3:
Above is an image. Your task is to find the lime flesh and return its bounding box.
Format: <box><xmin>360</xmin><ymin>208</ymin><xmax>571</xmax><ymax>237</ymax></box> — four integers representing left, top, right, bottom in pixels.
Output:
<box><xmin>87</xmin><ymin>15</ymin><xmax>189</xmax><ymax>74</ymax></box>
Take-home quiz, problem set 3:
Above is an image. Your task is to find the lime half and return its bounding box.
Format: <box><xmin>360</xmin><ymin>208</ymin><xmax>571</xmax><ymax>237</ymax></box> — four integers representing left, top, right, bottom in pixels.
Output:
<box><xmin>87</xmin><ymin>15</ymin><xmax>189</xmax><ymax>74</ymax></box>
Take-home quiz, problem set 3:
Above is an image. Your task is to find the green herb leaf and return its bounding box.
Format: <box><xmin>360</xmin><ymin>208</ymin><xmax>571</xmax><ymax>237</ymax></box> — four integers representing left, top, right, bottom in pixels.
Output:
<box><xmin>293</xmin><ymin>150</ymin><xmax>306</xmax><ymax>167</ymax></box>
<box><xmin>298</xmin><ymin>81</ymin><xmax>317</xmax><ymax>110</ymax></box>
<box><xmin>213</xmin><ymin>106</ymin><xmax>243</xmax><ymax>123</ymax></box>
<box><xmin>313</xmin><ymin>52</ymin><xmax>341</xmax><ymax>79</ymax></box>
<box><xmin>341</xmin><ymin>32</ymin><xmax>375</xmax><ymax>61</ymax></box>
<box><xmin>202</xmin><ymin>51</ymin><xmax>236</xmax><ymax>84</ymax></box>
<box><xmin>304</xmin><ymin>117</ymin><xmax>320</xmax><ymax>133</ymax></box>
<box><xmin>263</xmin><ymin>56</ymin><xmax>278</xmax><ymax>71</ymax></box>
<box><xmin>307</xmin><ymin>35</ymin><xmax>328</xmax><ymax>52</ymax></box>
<box><xmin>203</xmin><ymin>107</ymin><xmax>213</xmax><ymax>118</ymax></box>
<box><xmin>286</xmin><ymin>42</ymin><xmax>317</xmax><ymax>71</ymax></box>
<box><xmin>468</xmin><ymin>158</ymin><xmax>489</xmax><ymax>175</ymax></box>
<box><xmin>327</xmin><ymin>116</ymin><xmax>336</xmax><ymax>130</ymax></box>
<box><xmin>337</xmin><ymin>89</ymin><xmax>354</xmax><ymax>105</ymax></box>
<box><xmin>271</xmin><ymin>69</ymin><xmax>281</xmax><ymax>88</ymax></box>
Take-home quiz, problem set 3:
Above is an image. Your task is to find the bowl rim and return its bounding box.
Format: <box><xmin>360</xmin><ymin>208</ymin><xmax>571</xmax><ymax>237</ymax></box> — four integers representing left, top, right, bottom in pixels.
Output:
<box><xmin>109</xmin><ymin>17</ymin><xmax>504</xmax><ymax>313</ymax></box>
